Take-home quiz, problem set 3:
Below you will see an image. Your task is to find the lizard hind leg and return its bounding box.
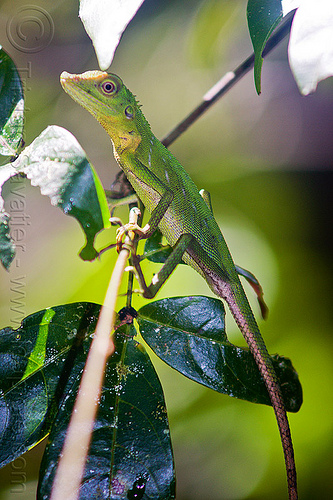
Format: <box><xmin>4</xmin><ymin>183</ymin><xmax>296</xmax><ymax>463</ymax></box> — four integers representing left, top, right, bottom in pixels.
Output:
<box><xmin>199</xmin><ymin>189</ymin><xmax>268</xmax><ymax>319</ymax></box>
<box><xmin>132</xmin><ymin>233</ymin><xmax>193</xmax><ymax>299</ymax></box>
<box><xmin>235</xmin><ymin>264</ymin><xmax>268</xmax><ymax>319</ymax></box>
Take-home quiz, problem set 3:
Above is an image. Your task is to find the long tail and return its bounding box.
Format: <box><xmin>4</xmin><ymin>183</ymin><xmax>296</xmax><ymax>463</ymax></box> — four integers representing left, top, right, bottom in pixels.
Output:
<box><xmin>222</xmin><ymin>283</ymin><xmax>298</xmax><ymax>500</ymax></box>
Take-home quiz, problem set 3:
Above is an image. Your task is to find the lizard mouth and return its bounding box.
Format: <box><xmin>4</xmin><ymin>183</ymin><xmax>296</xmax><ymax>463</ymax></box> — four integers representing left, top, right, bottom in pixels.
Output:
<box><xmin>60</xmin><ymin>71</ymin><xmax>114</xmax><ymax>118</ymax></box>
<box><xmin>60</xmin><ymin>71</ymin><xmax>86</xmax><ymax>94</ymax></box>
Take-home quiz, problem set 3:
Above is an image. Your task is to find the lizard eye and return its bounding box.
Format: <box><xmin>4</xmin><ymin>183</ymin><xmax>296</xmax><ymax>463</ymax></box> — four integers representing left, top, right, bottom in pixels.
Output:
<box><xmin>125</xmin><ymin>105</ymin><xmax>134</xmax><ymax>119</ymax></box>
<box><xmin>100</xmin><ymin>79</ymin><xmax>117</xmax><ymax>95</ymax></box>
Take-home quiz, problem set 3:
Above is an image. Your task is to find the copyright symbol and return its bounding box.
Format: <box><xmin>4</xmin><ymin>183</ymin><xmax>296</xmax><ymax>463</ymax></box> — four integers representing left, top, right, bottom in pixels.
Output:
<box><xmin>6</xmin><ymin>5</ymin><xmax>54</xmax><ymax>53</ymax></box>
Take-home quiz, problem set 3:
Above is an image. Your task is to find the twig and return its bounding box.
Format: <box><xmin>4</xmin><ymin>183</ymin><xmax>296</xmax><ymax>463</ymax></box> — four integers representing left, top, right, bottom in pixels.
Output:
<box><xmin>50</xmin><ymin>208</ymin><xmax>140</xmax><ymax>500</ymax></box>
<box><xmin>162</xmin><ymin>13</ymin><xmax>294</xmax><ymax>148</ymax></box>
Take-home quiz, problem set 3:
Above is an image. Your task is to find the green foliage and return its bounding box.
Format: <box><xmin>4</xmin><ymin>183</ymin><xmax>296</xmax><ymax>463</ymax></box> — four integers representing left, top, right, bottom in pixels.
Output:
<box><xmin>38</xmin><ymin>323</ymin><xmax>175</xmax><ymax>500</ymax></box>
<box><xmin>0</xmin><ymin>297</ymin><xmax>301</xmax><ymax>498</ymax></box>
<box><xmin>138</xmin><ymin>296</ymin><xmax>302</xmax><ymax>412</ymax></box>
<box><xmin>0</xmin><ymin>48</ymin><xmax>24</xmax><ymax>269</ymax></box>
<box><xmin>0</xmin><ymin>304</ymin><xmax>175</xmax><ymax>499</ymax></box>
<box><xmin>247</xmin><ymin>0</ymin><xmax>333</xmax><ymax>94</ymax></box>
<box><xmin>247</xmin><ymin>0</ymin><xmax>283</xmax><ymax>93</ymax></box>
<box><xmin>0</xmin><ymin>303</ymin><xmax>100</xmax><ymax>468</ymax></box>
<box><xmin>0</xmin><ymin>126</ymin><xmax>110</xmax><ymax>267</ymax></box>
<box><xmin>0</xmin><ymin>2</ymin><xmax>311</xmax><ymax>499</ymax></box>
<box><xmin>0</xmin><ymin>212</ymin><xmax>14</xmax><ymax>270</ymax></box>
<box><xmin>143</xmin><ymin>228</ymin><xmax>178</xmax><ymax>264</ymax></box>
<box><xmin>0</xmin><ymin>47</ymin><xmax>24</xmax><ymax>156</ymax></box>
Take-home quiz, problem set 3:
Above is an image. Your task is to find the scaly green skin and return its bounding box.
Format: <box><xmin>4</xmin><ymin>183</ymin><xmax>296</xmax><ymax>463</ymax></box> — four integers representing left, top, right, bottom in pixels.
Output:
<box><xmin>60</xmin><ymin>70</ymin><xmax>297</xmax><ymax>499</ymax></box>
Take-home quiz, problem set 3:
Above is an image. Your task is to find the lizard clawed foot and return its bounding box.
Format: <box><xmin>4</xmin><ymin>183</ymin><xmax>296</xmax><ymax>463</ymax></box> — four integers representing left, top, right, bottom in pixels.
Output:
<box><xmin>109</xmin><ymin>216</ymin><xmax>123</xmax><ymax>227</ymax></box>
<box><xmin>115</xmin><ymin>212</ymin><xmax>150</xmax><ymax>252</ymax></box>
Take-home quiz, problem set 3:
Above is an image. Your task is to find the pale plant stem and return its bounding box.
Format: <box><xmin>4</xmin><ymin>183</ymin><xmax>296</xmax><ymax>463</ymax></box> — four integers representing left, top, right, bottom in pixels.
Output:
<box><xmin>50</xmin><ymin>208</ymin><xmax>140</xmax><ymax>500</ymax></box>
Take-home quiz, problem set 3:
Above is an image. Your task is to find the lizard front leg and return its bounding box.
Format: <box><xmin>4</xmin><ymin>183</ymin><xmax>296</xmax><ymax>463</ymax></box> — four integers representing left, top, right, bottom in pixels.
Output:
<box><xmin>115</xmin><ymin>186</ymin><xmax>174</xmax><ymax>250</ymax></box>
<box><xmin>132</xmin><ymin>232</ymin><xmax>193</xmax><ymax>299</ymax></box>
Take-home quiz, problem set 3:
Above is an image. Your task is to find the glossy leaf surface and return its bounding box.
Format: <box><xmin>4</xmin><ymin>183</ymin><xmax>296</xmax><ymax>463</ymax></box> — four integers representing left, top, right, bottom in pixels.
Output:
<box><xmin>0</xmin><ymin>302</ymin><xmax>100</xmax><ymax>468</ymax></box>
<box><xmin>143</xmin><ymin>229</ymin><xmax>180</xmax><ymax>265</ymax></box>
<box><xmin>38</xmin><ymin>326</ymin><xmax>175</xmax><ymax>500</ymax></box>
<box><xmin>143</xmin><ymin>232</ymin><xmax>268</xmax><ymax>318</ymax></box>
<box><xmin>247</xmin><ymin>0</ymin><xmax>283</xmax><ymax>93</ymax></box>
<box><xmin>0</xmin><ymin>164</ymin><xmax>20</xmax><ymax>269</ymax></box>
<box><xmin>0</xmin><ymin>211</ymin><xmax>15</xmax><ymax>270</ymax></box>
<box><xmin>138</xmin><ymin>296</ymin><xmax>302</xmax><ymax>412</ymax></box>
<box><xmin>8</xmin><ymin>125</ymin><xmax>110</xmax><ymax>261</ymax></box>
<box><xmin>0</xmin><ymin>47</ymin><xmax>24</xmax><ymax>156</ymax></box>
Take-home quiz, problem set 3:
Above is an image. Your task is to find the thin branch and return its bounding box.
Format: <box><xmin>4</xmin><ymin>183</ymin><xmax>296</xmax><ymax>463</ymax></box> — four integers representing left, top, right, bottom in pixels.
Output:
<box><xmin>50</xmin><ymin>208</ymin><xmax>140</xmax><ymax>500</ymax></box>
<box><xmin>162</xmin><ymin>13</ymin><xmax>294</xmax><ymax>148</ymax></box>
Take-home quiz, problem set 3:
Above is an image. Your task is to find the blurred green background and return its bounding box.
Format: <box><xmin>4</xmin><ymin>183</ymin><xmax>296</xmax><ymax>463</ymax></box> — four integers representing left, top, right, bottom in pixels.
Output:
<box><xmin>0</xmin><ymin>0</ymin><xmax>333</xmax><ymax>498</ymax></box>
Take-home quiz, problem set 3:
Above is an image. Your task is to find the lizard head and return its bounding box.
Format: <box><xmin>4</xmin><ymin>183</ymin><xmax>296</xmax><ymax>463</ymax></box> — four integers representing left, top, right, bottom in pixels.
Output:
<box><xmin>60</xmin><ymin>70</ymin><xmax>141</xmax><ymax>153</ymax></box>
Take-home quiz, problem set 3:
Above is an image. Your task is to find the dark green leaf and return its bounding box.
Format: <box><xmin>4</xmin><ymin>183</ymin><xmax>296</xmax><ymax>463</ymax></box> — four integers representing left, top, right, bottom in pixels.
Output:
<box><xmin>0</xmin><ymin>302</ymin><xmax>101</xmax><ymax>468</ymax></box>
<box><xmin>9</xmin><ymin>125</ymin><xmax>111</xmax><ymax>260</ymax></box>
<box><xmin>38</xmin><ymin>327</ymin><xmax>175</xmax><ymax>500</ymax></box>
<box><xmin>0</xmin><ymin>47</ymin><xmax>24</xmax><ymax>156</ymax></box>
<box><xmin>247</xmin><ymin>0</ymin><xmax>283</xmax><ymax>93</ymax></box>
<box><xmin>0</xmin><ymin>211</ymin><xmax>15</xmax><ymax>269</ymax></box>
<box><xmin>143</xmin><ymin>229</ymin><xmax>185</xmax><ymax>265</ymax></box>
<box><xmin>0</xmin><ymin>164</ymin><xmax>19</xmax><ymax>269</ymax></box>
<box><xmin>138</xmin><ymin>296</ymin><xmax>302</xmax><ymax>412</ymax></box>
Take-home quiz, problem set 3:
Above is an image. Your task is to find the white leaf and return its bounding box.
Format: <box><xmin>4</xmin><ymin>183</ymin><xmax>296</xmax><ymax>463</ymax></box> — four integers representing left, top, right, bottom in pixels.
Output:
<box><xmin>12</xmin><ymin>125</ymin><xmax>90</xmax><ymax>207</ymax></box>
<box><xmin>79</xmin><ymin>0</ymin><xmax>145</xmax><ymax>70</ymax></box>
<box><xmin>288</xmin><ymin>0</ymin><xmax>333</xmax><ymax>94</ymax></box>
<box><xmin>281</xmin><ymin>0</ymin><xmax>301</xmax><ymax>17</ymax></box>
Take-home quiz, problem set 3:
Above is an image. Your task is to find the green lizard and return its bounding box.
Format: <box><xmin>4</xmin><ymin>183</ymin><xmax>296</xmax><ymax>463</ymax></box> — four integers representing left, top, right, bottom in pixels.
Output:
<box><xmin>60</xmin><ymin>70</ymin><xmax>297</xmax><ymax>499</ymax></box>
